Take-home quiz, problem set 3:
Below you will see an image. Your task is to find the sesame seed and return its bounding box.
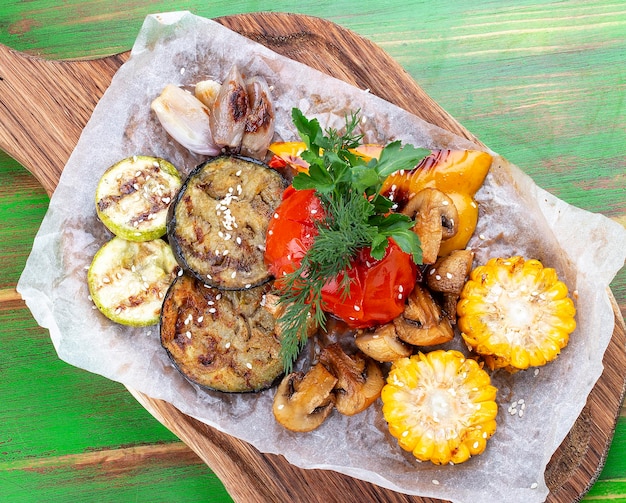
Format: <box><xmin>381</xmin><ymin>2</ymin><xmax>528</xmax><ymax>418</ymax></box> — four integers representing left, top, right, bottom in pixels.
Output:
<box><xmin>473</xmin><ymin>441</ymin><xmax>479</xmax><ymax>449</ymax></box>
<box><xmin>435</xmin><ymin>275</ymin><xmax>442</xmax><ymax>280</ymax></box>
<box><xmin>225</xmin><ymin>342</ymin><xmax>231</xmax><ymax>349</ymax></box>
<box><xmin>102</xmin><ymin>276</ymin><xmax>110</xmax><ymax>284</ymax></box>
<box><xmin>273</xmin><ymin>213</ymin><xmax>279</xmax><ymax>219</ymax></box>
<box><xmin>185</xmin><ymin>331</ymin><xmax>192</xmax><ymax>339</ymax></box>
<box><xmin>235</xmin><ymin>170</ymin><xmax>242</xmax><ymax>176</ymax></box>
<box><xmin>177</xmin><ymin>269</ymin><xmax>183</xmax><ymax>276</ymax></box>
<box><xmin>446</xmin><ymin>272</ymin><xmax>453</xmax><ymax>279</ymax></box>
<box><xmin>530</xmin><ymin>482</ymin><xmax>538</xmax><ymax>490</ymax></box>
<box><xmin>231</xmin><ymin>271</ymin><xmax>237</xmax><ymax>279</ymax></box>
<box><xmin>401</xmin><ymin>430</ymin><xmax>409</xmax><ymax>437</ymax></box>
<box><xmin>245</xmin><ymin>284</ymin><xmax>252</xmax><ymax>289</ymax></box>
<box><xmin>479</xmin><ymin>234</ymin><xmax>486</xmax><ymax>240</ymax></box>
<box><xmin>197</xmin><ymin>316</ymin><xmax>204</xmax><ymax>323</ymax></box>
<box><xmin>354</xmin><ymin>305</ymin><xmax>361</xmax><ymax>311</ymax></box>
<box><xmin>209</xmin><ymin>308</ymin><xmax>216</xmax><ymax>314</ymax></box>
<box><xmin>397</xmin><ymin>294</ymin><xmax>403</xmax><ymax>299</ymax></box>
<box><xmin>534</xmin><ymin>368</ymin><xmax>540</xmax><ymax>376</ymax></box>
<box><xmin>180</xmin><ymin>67</ymin><xmax>185</xmax><ymax>75</ymax></box>
<box><xmin>399</xmin><ymin>285</ymin><xmax>404</xmax><ymax>293</ymax></box>
<box><xmin>133</xmin><ymin>183</ymin><xmax>140</xmax><ymax>191</ymax></box>
<box><xmin>432</xmin><ymin>480</ymin><xmax>440</xmax><ymax>485</ymax></box>
<box><xmin>246</xmin><ymin>363</ymin><xmax>253</xmax><ymax>369</ymax></box>
<box><xmin>442</xmin><ymin>200</ymin><xmax>449</xmax><ymax>206</ymax></box>
<box><xmin>430</xmin><ymin>268</ymin><xmax>436</xmax><ymax>275</ymax></box>
<box><xmin>277</xmin><ymin>403</ymin><xmax>284</xmax><ymax>410</ymax></box>
<box><xmin>236</xmin><ymin>237</ymin><xmax>242</xmax><ymax>245</ymax></box>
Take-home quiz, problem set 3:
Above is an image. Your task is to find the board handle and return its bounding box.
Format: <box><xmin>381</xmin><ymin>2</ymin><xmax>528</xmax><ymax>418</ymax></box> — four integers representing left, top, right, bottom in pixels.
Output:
<box><xmin>0</xmin><ymin>43</ymin><xmax>127</xmax><ymax>195</ymax></box>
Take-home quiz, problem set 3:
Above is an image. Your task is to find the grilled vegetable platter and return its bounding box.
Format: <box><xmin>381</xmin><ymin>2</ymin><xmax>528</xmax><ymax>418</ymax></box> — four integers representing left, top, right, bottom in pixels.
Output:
<box><xmin>17</xmin><ymin>12</ymin><xmax>626</xmax><ymax>503</ymax></box>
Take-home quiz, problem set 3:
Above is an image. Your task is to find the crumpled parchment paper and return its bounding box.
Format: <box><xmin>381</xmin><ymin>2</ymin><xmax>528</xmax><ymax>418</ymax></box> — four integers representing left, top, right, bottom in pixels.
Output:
<box><xmin>17</xmin><ymin>11</ymin><xmax>626</xmax><ymax>503</ymax></box>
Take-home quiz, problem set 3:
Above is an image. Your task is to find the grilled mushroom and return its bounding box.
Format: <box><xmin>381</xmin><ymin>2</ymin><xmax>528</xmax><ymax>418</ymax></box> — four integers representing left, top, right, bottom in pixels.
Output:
<box><xmin>319</xmin><ymin>344</ymin><xmax>385</xmax><ymax>416</ymax></box>
<box><xmin>426</xmin><ymin>249</ymin><xmax>474</xmax><ymax>322</ymax></box>
<box><xmin>393</xmin><ymin>283</ymin><xmax>454</xmax><ymax>346</ymax></box>
<box><xmin>402</xmin><ymin>188</ymin><xmax>459</xmax><ymax>264</ymax></box>
<box><xmin>273</xmin><ymin>363</ymin><xmax>337</xmax><ymax>432</ymax></box>
<box><xmin>355</xmin><ymin>323</ymin><xmax>412</xmax><ymax>362</ymax></box>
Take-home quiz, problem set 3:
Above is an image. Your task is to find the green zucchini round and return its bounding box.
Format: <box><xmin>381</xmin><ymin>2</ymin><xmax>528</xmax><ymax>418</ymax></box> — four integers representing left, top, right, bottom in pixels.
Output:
<box><xmin>96</xmin><ymin>155</ymin><xmax>181</xmax><ymax>242</ymax></box>
<box><xmin>167</xmin><ymin>155</ymin><xmax>286</xmax><ymax>290</ymax></box>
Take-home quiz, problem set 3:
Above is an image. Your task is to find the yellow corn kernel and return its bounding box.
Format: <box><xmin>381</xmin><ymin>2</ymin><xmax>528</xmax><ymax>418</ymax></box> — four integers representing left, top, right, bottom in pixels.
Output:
<box><xmin>457</xmin><ymin>256</ymin><xmax>576</xmax><ymax>371</ymax></box>
<box><xmin>381</xmin><ymin>350</ymin><xmax>498</xmax><ymax>465</ymax></box>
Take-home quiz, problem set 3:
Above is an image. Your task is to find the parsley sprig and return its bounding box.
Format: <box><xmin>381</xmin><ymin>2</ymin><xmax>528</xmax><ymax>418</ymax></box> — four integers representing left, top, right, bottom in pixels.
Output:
<box><xmin>277</xmin><ymin>108</ymin><xmax>428</xmax><ymax>372</ymax></box>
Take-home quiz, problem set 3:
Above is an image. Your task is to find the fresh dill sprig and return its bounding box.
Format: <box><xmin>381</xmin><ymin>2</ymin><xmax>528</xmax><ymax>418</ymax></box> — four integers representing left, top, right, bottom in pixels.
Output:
<box><xmin>276</xmin><ymin>108</ymin><xmax>428</xmax><ymax>372</ymax></box>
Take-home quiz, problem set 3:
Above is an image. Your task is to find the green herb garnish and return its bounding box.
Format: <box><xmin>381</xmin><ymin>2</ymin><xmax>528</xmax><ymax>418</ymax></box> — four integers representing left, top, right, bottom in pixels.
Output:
<box><xmin>277</xmin><ymin>108</ymin><xmax>428</xmax><ymax>372</ymax></box>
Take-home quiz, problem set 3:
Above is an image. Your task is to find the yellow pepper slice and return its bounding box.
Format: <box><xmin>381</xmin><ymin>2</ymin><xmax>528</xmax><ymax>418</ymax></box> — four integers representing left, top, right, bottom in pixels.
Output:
<box><xmin>381</xmin><ymin>150</ymin><xmax>492</xmax><ymax>254</ymax></box>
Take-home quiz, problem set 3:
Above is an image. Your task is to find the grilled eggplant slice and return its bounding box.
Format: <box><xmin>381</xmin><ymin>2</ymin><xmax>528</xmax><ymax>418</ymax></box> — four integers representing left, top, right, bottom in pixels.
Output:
<box><xmin>160</xmin><ymin>274</ymin><xmax>284</xmax><ymax>392</ymax></box>
<box><xmin>96</xmin><ymin>155</ymin><xmax>182</xmax><ymax>242</ymax></box>
<box><xmin>88</xmin><ymin>236</ymin><xmax>179</xmax><ymax>326</ymax></box>
<box><xmin>167</xmin><ymin>155</ymin><xmax>285</xmax><ymax>290</ymax></box>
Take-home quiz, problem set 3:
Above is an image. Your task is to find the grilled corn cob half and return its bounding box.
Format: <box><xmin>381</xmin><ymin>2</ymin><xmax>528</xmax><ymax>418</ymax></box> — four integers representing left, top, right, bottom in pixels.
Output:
<box><xmin>381</xmin><ymin>350</ymin><xmax>498</xmax><ymax>465</ymax></box>
<box><xmin>457</xmin><ymin>256</ymin><xmax>576</xmax><ymax>371</ymax></box>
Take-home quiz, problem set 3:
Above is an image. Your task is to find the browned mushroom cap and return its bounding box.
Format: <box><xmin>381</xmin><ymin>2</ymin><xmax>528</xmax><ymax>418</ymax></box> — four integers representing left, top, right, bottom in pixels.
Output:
<box><xmin>402</xmin><ymin>188</ymin><xmax>459</xmax><ymax>264</ymax></box>
<box><xmin>426</xmin><ymin>249</ymin><xmax>474</xmax><ymax>294</ymax></box>
<box><xmin>319</xmin><ymin>344</ymin><xmax>385</xmax><ymax>416</ymax></box>
<box><xmin>355</xmin><ymin>323</ymin><xmax>413</xmax><ymax>362</ymax></box>
<box><xmin>426</xmin><ymin>249</ymin><xmax>474</xmax><ymax>322</ymax></box>
<box><xmin>393</xmin><ymin>283</ymin><xmax>454</xmax><ymax>346</ymax></box>
<box><xmin>273</xmin><ymin>363</ymin><xmax>337</xmax><ymax>432</ymax></box>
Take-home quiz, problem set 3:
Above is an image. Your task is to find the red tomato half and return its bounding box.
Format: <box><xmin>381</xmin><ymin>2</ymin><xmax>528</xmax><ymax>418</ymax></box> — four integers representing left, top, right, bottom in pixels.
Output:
<box><xmin>264</xmin><ymin>187</ymin><xmax>417</xmax><ymax>328</ymax></box>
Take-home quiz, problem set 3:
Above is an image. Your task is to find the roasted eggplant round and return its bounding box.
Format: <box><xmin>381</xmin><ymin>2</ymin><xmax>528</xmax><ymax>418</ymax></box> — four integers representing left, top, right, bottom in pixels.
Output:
<box><xmin>160</xmin><ymin>274</ymin><xmax>284</xmax><ymax>392</ymax></box>
<box><xmin>167</xmin><ymin>156</ymin><xmax>285</xmax><ymax>290</ymax></box>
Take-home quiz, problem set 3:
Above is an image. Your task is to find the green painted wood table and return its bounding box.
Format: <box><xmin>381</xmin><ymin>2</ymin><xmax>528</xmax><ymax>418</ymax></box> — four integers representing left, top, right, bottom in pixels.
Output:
<box><xmin>1</xmin><ymin>1</ymin><xmax>624</xmax><ymax>502</ymax></box>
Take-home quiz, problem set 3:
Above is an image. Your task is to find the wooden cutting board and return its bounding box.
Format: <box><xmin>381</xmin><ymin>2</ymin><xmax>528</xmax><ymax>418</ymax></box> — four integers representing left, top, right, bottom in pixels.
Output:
<box><xmin>1</xmin><ymin>12</ymin><xmax>624</xmax><ymax>503</ymax></box>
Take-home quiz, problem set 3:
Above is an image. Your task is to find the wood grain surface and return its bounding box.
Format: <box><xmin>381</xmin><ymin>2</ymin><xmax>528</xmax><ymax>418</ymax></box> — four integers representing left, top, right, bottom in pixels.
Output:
<box><xmin>1</xmin><ymin>10</ymin><xmax>624</xmax><ymax>503</ymax></box>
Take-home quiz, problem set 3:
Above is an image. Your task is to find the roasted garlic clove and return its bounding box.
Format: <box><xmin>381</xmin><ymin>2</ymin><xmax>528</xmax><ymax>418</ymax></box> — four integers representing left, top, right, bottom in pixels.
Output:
<box><xmin>319</xmin><ymin>344</ymin><xmax>385</xmax><ymax>416</ymax></box>
<box><xmin>210</xmin><ymin>64</ymin><xmax>249</xmax><ymax>149</ymax></box>
<box><xmin>151</xmin><ymin>85</ymin><xmax>221</xmax><ymax>156</ymax></box>
<box><xmin>355</xmin><ymin>323</ymin><xmax>412</xmax><ymax>362</ymax></box>
<box><xmin>273</xmin><ymin>363</ymin><xmax>337</xmax><ymax>432</ymax></box>
<box><xmin>394</xmin><ymin>283</ymin><xmax>454</xmax><ymax>346</ymax></box>
<box><xmin>402</xmin><ymin>188</ymin><xmax>459</xmax><ymax>264</ymax></box>
<box><xmin>241</xmin><ymin>76</ymin><xmax>275</xmax><ymax>159</ymax></box>
<box><xmin>194</xmin><ymin>79</ymin><xmax>221</xmax><ymax>109</ymax></box>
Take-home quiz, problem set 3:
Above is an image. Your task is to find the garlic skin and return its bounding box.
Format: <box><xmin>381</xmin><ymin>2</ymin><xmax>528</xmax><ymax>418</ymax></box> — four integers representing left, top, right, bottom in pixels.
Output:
<box><xmin>209</xmin><ymin>64</ymin><xmax>249</xmax><ymax>149</ymax></box>
<box><xmin>151</xmin><ymin>84</ymin><xmax>221</xmax><ymax>156</ymax></box>
<box><xmin>241</xmin><ymin>76</ymin><xmax>275</xmax><ymax>159</ymax></box>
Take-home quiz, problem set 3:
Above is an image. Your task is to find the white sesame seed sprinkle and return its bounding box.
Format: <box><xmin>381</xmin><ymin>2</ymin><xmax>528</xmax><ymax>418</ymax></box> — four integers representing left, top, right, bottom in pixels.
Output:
<box><xmin>446</xmin><ymin>272</ymin><xmax>453</xmax><ymax>279</ymax></box>
<box><xmin>246</xmin><ymin>363</ymin><xmax>253</xmax><ymax>370</ymax></box>
<box><xmin>209</xmin><ymin>308</ymin><xmax>216</xmax><ymax>314</ymax></box>
<box><xmin>530</xmin><ymin>482</ymin><xmax>538</xmax><ymax>490</ymax></box>
<box><xmin>432</xmin><ymin>480</ymin><xmax>440</xmax><ymax>485</ymax></box>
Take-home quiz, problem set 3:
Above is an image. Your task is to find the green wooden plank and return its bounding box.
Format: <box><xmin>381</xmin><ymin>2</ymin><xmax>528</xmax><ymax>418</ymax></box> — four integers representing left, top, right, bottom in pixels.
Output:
<box><xmin>0</xmin><ymin>458</ymin><xmax>232</xmax><ymax>503</ymax></box>
<box><xmin>0</xmin><ymin>152</ymin><xmax>49</xmax><ymax>289</ymax></box>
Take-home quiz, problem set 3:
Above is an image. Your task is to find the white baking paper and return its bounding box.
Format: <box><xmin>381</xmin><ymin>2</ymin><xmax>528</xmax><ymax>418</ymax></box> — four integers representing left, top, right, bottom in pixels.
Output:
<box><xmin>17</xmin><ymin>11</ymin><xmax>626</xmax><ymax>503</ymax></box>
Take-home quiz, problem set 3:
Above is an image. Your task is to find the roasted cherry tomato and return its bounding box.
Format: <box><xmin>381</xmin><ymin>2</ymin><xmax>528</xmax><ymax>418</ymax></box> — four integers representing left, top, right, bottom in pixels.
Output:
<box><xmin>264</xmin><ymin>187</ymin><xmax>417</xmax><ymax>328</ymax></box>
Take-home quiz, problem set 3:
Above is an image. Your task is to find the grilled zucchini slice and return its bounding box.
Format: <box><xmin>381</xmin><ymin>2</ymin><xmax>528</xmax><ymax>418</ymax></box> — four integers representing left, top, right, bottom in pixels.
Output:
<box><xmin>88</xmin><ymin>236</ymin><xmax>179</xmax><ymax>326</ymax></box>
<box><xmin>160</xmin><ymin>274</ymin><xmax>284</xmax><ymax>392</ymax></box>
<box><xmin>167</xmin><ymin>156</ymin><xmax>285</xmax><ymax>290</ymax></box>
<box><xmin>96</xmin><ymin>155</ymin><xmax>181</xmax><ymax>241</ymax></box>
